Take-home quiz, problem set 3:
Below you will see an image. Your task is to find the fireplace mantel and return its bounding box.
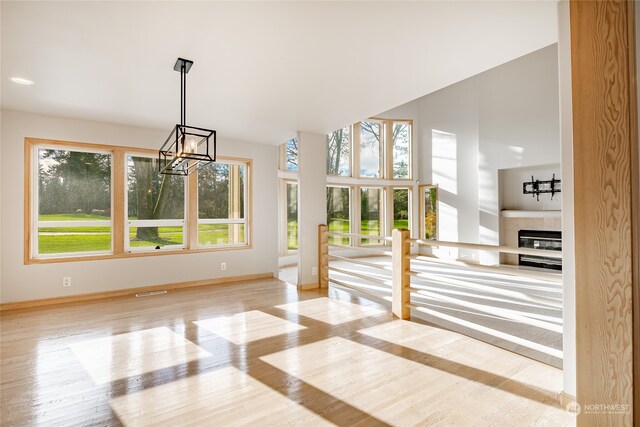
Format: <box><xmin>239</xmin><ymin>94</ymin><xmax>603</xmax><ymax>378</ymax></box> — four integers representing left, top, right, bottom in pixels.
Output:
<box><xmin>500</xmin><ymin>210</ymin><xmax>561</xmax><ymax>219</ymax></box>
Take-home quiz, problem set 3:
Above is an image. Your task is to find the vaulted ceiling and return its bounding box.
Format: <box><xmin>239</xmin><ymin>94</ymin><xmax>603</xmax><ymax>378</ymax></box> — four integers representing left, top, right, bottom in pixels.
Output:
<box><xmin>1</xmin><ymin>1</ymin><xmax>558</xmax><ymax>145</ymax></box>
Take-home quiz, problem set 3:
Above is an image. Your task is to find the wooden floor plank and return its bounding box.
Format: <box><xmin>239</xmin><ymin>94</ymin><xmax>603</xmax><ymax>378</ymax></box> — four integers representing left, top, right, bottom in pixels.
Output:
<box><xmin>1</xmin><ymin>278</ymin><xmax>573</xmax><ymax>426</ymax></box>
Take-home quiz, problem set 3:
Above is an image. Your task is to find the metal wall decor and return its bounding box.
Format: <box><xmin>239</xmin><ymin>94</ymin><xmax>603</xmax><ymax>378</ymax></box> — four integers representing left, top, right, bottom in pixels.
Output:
<box><xmin>159</xmin><ymin>58</ymin><xmax>216</xmax><ymax>175</ymax></box>
<box><xmin>523</xmin><ymin>174</ymin><xmax>561</xmax><ymax>201</ymax></box>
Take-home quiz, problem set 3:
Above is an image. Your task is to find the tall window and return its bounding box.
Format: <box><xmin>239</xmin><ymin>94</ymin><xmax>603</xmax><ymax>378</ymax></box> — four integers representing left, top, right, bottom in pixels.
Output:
<box><xmin>326</xmin><ymin>186</ymin><xmax>350</xmax><ymax>245</ymax></box>
<box><xmin>284</xmin><ymin>138</ymin><xmax>298</xmax><ymax>172</ymax></box>
<box><xmin>327</xmin><ymin>127</ymin><xmax>351</xmax><ymax>176</ymax></box>
<box><xmin>392</xmin><ymin>122</ymin><xmax>410</xmax><ymax>179</ymax></box>
<box><xmin>286</xmin><ymin>182</ymin><xmax>298</xmax><ymax>250</ymax></box>
<box><xmin>198</xmin><ymin>162</ymin><xmax>247</xmax><ymax>246</ymax></box>
<box><xmin>393</xmin><ymin>188</ymin><xmax>410</xmax><ymax>230</ymax></box>
<box><xmin>421</xmin><ymin>185</ymin><xmax>438</xmax><ymax>240</ymax></box>
<box><xmin>360</xmin><ymin>187</ymin><xmax>383</xmax><ymax>245</ymax></box>
<box><xmin>35</xmin><ymin>147</ymin><xmax>112</xmax><ymax>256</ymax></box>
<box><xmin>127</xmin><ymin>155</ymin><xmax>185</xmax><ymax>251</ymax></box>
<box><xmin>359</xmin><ymin>121</ymin><xmax>382</xmax><ymax>178</ymax></box>
<box><xmin>323</xmin><ymin>119</ymin><xmax>413</xmax><ymax>247</ymax></box>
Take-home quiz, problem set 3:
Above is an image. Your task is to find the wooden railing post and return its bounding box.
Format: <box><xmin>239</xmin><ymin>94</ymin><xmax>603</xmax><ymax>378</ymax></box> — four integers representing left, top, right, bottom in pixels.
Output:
<box><xmin>392</xmin><ymin>228</ymin><xmax>410</xmax><ymax>319</ymax></box>
<box><xmin>318</xmin><ymin>224</ymin><xmax>329</xmax><ymax>288</ymax></box>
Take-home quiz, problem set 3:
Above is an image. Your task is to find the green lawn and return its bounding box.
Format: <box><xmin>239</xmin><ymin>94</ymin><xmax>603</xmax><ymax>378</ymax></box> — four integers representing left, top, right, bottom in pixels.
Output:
<box><xmin>287</xmin><ymin>220</ymin><xmax>298</xmax><ymax>250</ymax></box>
<box><xmin>39</xmin><ymin>213</ymin><xmax>110</xmax><ymax>221</ymax></box>
<box><xmin>36</xmin><ymin>213</ymin><xmax>406</xmax><ymax>254</ymax></box>
<box><xmin>38</xmin><ymin>234</ymin><xmax>112</xmax><ymax>254</ymax></box>
<box><xmin>198</xmin><ymin>224</ymin><xmax>245</xmax><ymax>246</ymax></box>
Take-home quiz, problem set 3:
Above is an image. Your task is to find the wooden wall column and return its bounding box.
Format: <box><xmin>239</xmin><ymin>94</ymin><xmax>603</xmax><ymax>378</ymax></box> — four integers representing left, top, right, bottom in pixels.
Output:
<box><xmin>570</xmin><ymin>0</ymin><xmax>638</xmax><ymax>425</ymax></box>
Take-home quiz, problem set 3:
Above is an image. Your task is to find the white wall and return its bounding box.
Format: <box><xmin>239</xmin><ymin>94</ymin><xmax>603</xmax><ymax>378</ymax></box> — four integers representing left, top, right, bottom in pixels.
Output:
<box><xmin>413</xmin><ymin>44</ymin><xmax>560</xmax><ymax>264</ymax></box>
<box><xmin>499</xmin><ymin>163</ymin><xmax>561</xmax><ymax>211</ymax></box>
<box><xmin>557</xmin><ymin>0</ymin><xmax>576</xmax><ymax>397</ymax></box>
<box><xmin>296</xmin><ymin>131</ymin><xmax>326</xmax><ymax>287</ymax></box>
<box><xmin>0</xmin><ymin>110</ymin><xmax>279</xmax><ymax>303</ymax></box>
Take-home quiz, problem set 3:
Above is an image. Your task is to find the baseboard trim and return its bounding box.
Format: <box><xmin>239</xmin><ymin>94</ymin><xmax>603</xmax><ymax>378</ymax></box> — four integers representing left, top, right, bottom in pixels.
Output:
<box><xmin>0</xmin><ymin>272</ymin><xmax>275</xmax><ymax>311</ymax></box>
<box><xmin>297</xmin><ymin>282</ymin><xmax>319</xmax><ymax>291</ymax></box>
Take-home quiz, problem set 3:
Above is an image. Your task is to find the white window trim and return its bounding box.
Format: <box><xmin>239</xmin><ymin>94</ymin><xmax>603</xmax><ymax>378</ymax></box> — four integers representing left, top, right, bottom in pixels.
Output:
<box><xmin>125</xmin><ymin>152</ymin><xmax>188</xmax><ymax>253</ymax></box>
<box><xmin>197</xmin><ymin>160</ymin><xmax>250</xmax><ymax>249</ymax></box>
<box><xmin>32</xmin><ymin>144</ymin><xmax>115</xmax><ymax>259</ymax></box>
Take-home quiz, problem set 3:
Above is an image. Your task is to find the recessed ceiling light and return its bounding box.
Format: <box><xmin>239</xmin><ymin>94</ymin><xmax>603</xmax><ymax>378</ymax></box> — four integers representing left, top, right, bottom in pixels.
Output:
<box><xmin>10</xmin><ymin>77</ymin><xmax>35</xmax><ymax>85</ymax></box>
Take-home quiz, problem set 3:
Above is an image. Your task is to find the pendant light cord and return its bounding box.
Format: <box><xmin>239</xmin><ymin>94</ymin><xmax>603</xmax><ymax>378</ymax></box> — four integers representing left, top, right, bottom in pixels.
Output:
<box><xmin>180</xmin><ymin>63</ymin><xmax>186</xmax><ymax>126</ymax></box>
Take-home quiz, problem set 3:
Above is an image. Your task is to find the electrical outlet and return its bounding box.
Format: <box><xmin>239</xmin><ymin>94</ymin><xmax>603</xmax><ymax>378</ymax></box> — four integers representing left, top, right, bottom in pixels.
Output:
<box><xmin>220</xmin><ymin>262</ymin><xmax>227</xmax><ymax>271</ymax></box>
<box><xmin>63</xmin><ymin>277</ymin><xmax>71</xmax><ymax>287</ymax></box>
<box><xmin>312</xmin><ymin>267</ymin><xmax>317</xmax><ymax>276</ymax></box>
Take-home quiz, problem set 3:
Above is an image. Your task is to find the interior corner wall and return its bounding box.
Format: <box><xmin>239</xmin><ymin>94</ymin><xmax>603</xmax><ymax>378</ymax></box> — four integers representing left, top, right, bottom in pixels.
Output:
<box><xmin>414</xmin><ymin>44</ymin><xmax>560</xmax><ymax>264</ymax></box>
<box><xmin>557</xmin><ymin>0</ymin><xmax>576</xmax><ymax>397</ymax></box>
<box><xmin>0</xmin><ymin>110</ymin><xmax>279</xmax><ymax>304</ymax></box>
<box><xmin>296</xmin><ymin>131</ymin><xmax>327</xmax><ymax>287</ymax></box>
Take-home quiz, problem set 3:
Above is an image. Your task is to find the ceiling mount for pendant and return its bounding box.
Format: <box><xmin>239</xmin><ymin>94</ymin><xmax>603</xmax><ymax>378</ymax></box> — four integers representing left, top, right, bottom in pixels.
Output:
<box><xmin>159</xmin><ymin>57</ymin><xmax>216</xmax><ymax>176</ymax></box>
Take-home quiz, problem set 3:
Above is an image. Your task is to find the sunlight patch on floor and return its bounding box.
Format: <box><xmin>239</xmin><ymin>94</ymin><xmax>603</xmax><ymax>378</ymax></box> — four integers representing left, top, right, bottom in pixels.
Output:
<box><xmin>69</xmin><ymin>327</ymin><xmax>211</xmax><ymax>384</ymax></box>
<box><xmin>194</xmin><ymin>310</ymin><xmax>306</xmax><ymax>345</ymax></box>
<box><xmin>110</xmin><ymin>365</ymin><xmax>333</xmax><ymax>427</ymax></box>
<box><xmin>276</xmin><ymin>297</ymin><xmax>385</xmax><ymax>325</ymax></box>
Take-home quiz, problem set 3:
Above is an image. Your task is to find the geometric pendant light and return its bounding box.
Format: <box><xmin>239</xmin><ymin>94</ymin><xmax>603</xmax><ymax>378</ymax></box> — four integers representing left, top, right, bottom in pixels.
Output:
<box><xmin>159</xmin><ymin>58</ymin><xmax>216</xmax><ymax>175</ymax></box>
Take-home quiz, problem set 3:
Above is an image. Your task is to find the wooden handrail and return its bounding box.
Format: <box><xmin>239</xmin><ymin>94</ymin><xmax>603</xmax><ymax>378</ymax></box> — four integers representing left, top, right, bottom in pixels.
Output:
<box><xmin>327</xmin><ymin>231</ymin><xmax>393</xmax><ymax>242</ymax></box>
<box><xmin>413</xmin><ymin>238</ymin><xmax>562</xmax><ymax>259</ymax></box>
<box><xmin>410</xmin><ymin>255</ymin><xmax>563</xmax><ymax>283</ymax></box>
<box><xmin>329</xmin><ymin>266</ymin><xmax>391</xmax><ymax>287</ymax></box>
<box><xmin>328</xmin><ymin>231</ymin><xmax>560</xmax><ymax>258</ymax></box>
<box><xmin>328</xmin><ymin>254</ymin><xmax>392</xmax><ymax>272</ymax></box>
<box><xmin>328</xmin><ymin>244</ymin><xmax>392</xmax><ymax>256</ymax></box>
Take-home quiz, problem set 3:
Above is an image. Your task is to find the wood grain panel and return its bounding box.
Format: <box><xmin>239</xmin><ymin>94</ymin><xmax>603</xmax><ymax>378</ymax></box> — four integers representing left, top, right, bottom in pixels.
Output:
<box><xmin>570</xmin><ymin>0</ymin><xmax>636</xmax><ymax>425</ymax></box>
<box><xmin>628</xmin><ymin>1</ymin><xmax>640</xmax><ymax>421</ymax></box>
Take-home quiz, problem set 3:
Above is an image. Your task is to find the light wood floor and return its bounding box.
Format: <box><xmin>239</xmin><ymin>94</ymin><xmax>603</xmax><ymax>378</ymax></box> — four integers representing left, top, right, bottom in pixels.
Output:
<box><xmin>0</xmin><ymin>278</ymin><xmax>574</xmax><ymax>426</ymax></box>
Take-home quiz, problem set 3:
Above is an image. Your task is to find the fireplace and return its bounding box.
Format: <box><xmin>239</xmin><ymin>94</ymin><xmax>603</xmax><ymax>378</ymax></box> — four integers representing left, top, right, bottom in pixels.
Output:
<box><xmin>518</xmin><ymin>229</ymin><xmax>562</xmax><ymax>271</ymax></box>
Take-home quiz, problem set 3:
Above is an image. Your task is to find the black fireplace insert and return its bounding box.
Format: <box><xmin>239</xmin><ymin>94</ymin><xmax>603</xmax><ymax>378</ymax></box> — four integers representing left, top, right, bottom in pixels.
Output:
<box><xmin>518</xmin><ymin>229</ymin><xmax>562</xmax><ymax>271</ymax></box>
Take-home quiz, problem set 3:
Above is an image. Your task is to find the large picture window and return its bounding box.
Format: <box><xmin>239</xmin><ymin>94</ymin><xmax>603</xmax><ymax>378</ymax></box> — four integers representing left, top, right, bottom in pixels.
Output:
<box><xmin>34</xmin><ymin>147</ymin><xmax>112</xmax><ymax>257</ymax></box>
<box><xmin>26</xmin><ymin>138</ymin><xmax>252</xmax><ymax>263</ymax></box>
<box><xmin>198</xmin><ymin>161</ymin><xmax>247</xmax><ymax>247</ymax></box>
<box><xmin>126</xmin><ymin>155</ymin><xmax>185</xmax><ymax>251</ymax></box>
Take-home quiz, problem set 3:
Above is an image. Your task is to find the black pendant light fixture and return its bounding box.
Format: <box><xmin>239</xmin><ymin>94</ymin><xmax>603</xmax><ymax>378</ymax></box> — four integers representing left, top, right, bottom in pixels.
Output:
<box><xmin>159</xmin><ymin>58</ymin><xmax>216</xmax><ymax>175</ymax></box>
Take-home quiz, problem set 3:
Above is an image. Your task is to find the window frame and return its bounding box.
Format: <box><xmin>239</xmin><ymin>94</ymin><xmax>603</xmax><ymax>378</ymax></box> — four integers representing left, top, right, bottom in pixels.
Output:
<box><xmin>197</xmin><ymin>159</ymin><xmax>250</xmax><ymax>249</ymax></box>
<box><xmin>326</xmin><ymin>184</ymin><xmax>352</xmax><ymax>247</ymax></box>
<box><xmin>124</xmin><ymin>152</ymin><xmax>188</xmax><ymax>253</ymax></box>
<box><xmin>31</xmin><ymin>143</ymin><xmax>115</xmax><ymax>259</ymax></box>
<box><xmin>419</xmin><ymin>184</ymin><xmax>439</xmax><ymax>241</ymax></box>
<box><xmin>326</xmin><ymin>125</ymin><xmax>353</xmax><ymax>178</ymax></box>
<box><xmin>24</xmin><ymin>138</ymin><xmax>253</xmax><ymax>264</ymax></box>
<box><xmin>278</xmin><ymin>178</ymin><xmax>298</xmax><ymax>256</ymax></box>
<box><xmin>325</xmin><ymin>118</ymin><xmax>414</xmax><ymax>246</ymax></box>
